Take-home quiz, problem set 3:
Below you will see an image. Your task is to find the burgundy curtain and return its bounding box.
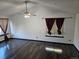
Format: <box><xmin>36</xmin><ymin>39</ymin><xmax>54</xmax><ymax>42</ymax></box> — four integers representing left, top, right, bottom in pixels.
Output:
<box><xmin>56</xmin><ymin>18</ymin><xmax>64</xmax><ymax>35</ymax></box>
<box><xmin>45</xmin><ymin>18</ymin><xmax>55</xmax><ymax>35</ymax></box>
<box><xmin>0</xmin><ymin>18</ymin><xmax>8</xmax><ymax>41</ymax></box>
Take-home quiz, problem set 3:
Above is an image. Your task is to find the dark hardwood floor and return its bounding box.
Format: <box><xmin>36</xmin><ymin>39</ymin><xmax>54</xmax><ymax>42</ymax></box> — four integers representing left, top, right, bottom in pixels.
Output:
<box><xmin>0</xmin><ymin>39</ymin><xmax>79</xmax><ymax>59</ymax></box>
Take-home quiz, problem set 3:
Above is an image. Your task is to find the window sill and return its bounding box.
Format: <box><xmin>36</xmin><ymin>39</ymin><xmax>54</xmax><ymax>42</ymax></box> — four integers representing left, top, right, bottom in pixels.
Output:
<box><xmin>45</xmin><ymin>34</ymin><xmax>64</xmax><ymax>38</ymax></box>
<box><xmin>0</xmin><ymin>33</ymin><xmax>9</xmax><ymax>37</ymax></box>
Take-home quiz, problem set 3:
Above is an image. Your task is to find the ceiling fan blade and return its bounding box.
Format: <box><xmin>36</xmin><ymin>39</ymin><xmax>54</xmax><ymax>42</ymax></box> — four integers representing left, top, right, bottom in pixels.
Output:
<box><xmin>29</xmin><ymin>6</ymin><xmax>39</xmax><ymax>16</ymax></box>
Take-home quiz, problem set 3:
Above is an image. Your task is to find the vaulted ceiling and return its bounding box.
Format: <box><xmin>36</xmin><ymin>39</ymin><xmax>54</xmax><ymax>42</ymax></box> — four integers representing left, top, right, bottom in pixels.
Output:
<box><xmin>0</xmin><ymin>0</ymin><xmax>79</xmax><ymax>17</ymax></box>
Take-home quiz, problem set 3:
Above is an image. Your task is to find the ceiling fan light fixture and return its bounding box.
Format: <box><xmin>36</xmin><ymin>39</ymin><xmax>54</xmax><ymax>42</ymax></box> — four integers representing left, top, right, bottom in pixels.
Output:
<box><xmin>24</xmin><ymin>1</ymin><xmax>36</xmax><ymax>18</ymax></box>
<box><xmin>24</xmin><ymin>12</ymin><xmax>31</xmax><ymax>18</ymax></box>
<box><xmin>24</xmin><ymin>1</ymin><xmax>31</xmax><ymax>18</ymax></box>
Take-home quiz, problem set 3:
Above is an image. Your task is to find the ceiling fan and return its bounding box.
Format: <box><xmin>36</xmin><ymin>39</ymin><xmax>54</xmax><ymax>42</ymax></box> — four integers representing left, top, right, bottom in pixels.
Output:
<box><xmin>0</xmin><ymin>0</ymin><xmax>38</xmax><ymax>17</ymax></box>
<box><xmin>24</xmin><ymin>0</ymin><xmax>37</xmax><ymax>18</ymax></box>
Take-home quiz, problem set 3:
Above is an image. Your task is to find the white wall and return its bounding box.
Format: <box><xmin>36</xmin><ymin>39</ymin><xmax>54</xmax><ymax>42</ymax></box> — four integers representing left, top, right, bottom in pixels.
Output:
<box><xmin>9</xmin><ymin>6</ymin><xmax>75</xmax><ymax>44</ymax></box>
<box><xmin>74</xmin><ymin>14</ymin><xmax>79</xmax><ymax>51</ymax></box>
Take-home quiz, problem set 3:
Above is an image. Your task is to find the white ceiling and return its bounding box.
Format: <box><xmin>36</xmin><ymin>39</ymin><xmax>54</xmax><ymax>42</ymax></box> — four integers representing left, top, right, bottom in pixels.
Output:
<box><xmin>0</xmin><ymin>0</ymin><xmax>79</xmax><ymax>17</ymax></box>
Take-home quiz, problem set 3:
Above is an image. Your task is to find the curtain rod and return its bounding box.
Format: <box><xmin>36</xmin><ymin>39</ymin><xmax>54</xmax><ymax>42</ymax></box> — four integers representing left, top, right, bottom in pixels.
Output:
<box><xmin>42</xmin><ymin>17</ymin><xmax>72</xmax><ymax>19</ymax></box>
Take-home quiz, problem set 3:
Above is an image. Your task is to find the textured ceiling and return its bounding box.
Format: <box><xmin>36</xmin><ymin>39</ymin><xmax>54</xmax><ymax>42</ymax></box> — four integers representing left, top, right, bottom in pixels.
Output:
<box><xmin>0</xmin><ymin>0</ymin><xmax>79</xmax><ymax>16</ymax></box>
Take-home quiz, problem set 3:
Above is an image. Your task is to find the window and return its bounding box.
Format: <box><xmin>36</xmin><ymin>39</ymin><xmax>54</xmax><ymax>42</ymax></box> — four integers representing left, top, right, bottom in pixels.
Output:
<box><xmin>0</xmin><ymin>18</ymin><xmax>8</xmax><ymax>36</ymax></box>
<box><xmin>51</xmin><ymin>20</ymin><xmax>64</xmax><ymax>35</ymax></box>
<box><xmin>0</xmin><ymin>27</ymin><xmax>4</xmax><ymax>35</ymax></box>
<box><xmin>45</xmin><ymin>18</ymin><xmax>64</xmax><ymax>38</ymax></box>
